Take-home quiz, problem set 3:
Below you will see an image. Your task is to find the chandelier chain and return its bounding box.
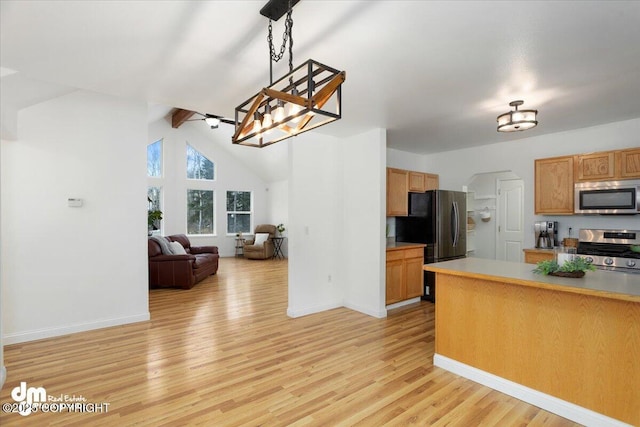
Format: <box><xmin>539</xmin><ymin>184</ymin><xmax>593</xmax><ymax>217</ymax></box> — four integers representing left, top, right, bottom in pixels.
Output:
<box><xmin>267</xmin><ymin>8</ymin><xmax>293</xmax><ymax>68</ymax></box>
<box><xmin>267</xmin><ymin>1</ymin><xmax>294</xmax><ymax>86</ymax></box>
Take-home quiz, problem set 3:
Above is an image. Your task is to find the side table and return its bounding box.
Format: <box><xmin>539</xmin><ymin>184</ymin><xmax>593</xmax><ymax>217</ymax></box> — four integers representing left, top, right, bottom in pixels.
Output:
<box><xmin>235</xmin><ymin>237</ymin><xmax>245</xmax><ymax>257</ymax></box>
<box><xmin>271</xmin><ymin>237</ymin><xmax>285</xmax><ymax>260</ymax></box>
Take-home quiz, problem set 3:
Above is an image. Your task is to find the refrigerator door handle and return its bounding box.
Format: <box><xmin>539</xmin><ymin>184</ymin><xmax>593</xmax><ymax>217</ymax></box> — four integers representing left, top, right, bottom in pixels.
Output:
<box><xmin>452</xmin><ymin>201</ymin><xmax>460</xmax><ymax>247</ymax></box>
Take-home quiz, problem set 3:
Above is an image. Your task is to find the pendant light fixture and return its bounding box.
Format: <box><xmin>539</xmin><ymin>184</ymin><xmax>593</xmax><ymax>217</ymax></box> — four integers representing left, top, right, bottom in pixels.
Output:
<box><xmin>232</xmin><ymin>0</ymin><xmax>346</xmax><ymax>148</ymax></box>
<box><xmin>497</xmin><ymin>100</ymin><xmax>538</xmax><ymax>132</ymax></box>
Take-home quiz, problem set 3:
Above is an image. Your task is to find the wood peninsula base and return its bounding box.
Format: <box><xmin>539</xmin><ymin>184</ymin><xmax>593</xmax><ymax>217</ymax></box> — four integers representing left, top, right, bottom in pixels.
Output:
<box><xmin>425</xmin><ymin>258</ymin><xmax>640</xmax><ymax>427</ymax></box>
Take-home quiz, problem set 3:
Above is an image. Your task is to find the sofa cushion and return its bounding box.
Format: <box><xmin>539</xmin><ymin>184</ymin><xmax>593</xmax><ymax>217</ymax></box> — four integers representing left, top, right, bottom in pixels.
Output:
<box><xmin>150</xmin><ymin>235</ymin><xmax>172</xmax><ymax>255</ymax></box>
<box><xmin>254</xmin><ymin>233</ymin><xmax>270</xmax><ymax>247</ymax></box>
<box><xmin>169</xmin><ymin>241</ymin><xmax>187</xmax><ymax>255</ymax></box>
<box><xmin>193</xmin><ymin>253</ymin><xmax>217</xmax><ymax>269</ymax></box>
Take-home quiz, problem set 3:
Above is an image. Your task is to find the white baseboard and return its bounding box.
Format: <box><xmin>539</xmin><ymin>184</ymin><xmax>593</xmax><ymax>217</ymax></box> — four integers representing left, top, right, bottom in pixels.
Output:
<box><xmin>3</xmin><ymin>313</ymin><xmax>150</xmax><ymax>345</ymax></box>
<box><xmin>434</xmin><ymin>354</ymin><xmax>632</xmax><ymax>427</ymax></box>
<box><xmin>385</xmin><ymin>297</ymin><xmax>420</xmax><ymax>311</ymax></box>
<box><xmin>0</xmin><ymin>365</ymin><xmax>6</xmax><ymax>389</ymax></box>
<box><xmin>287</xmin><ymin>302</ymin><xmax>342</xmax><ymax>318</ymax></box>
<box><xmin>343</xmin><ymin>301</ymin><xmax>387</xmax><ymax>318</ymax></box>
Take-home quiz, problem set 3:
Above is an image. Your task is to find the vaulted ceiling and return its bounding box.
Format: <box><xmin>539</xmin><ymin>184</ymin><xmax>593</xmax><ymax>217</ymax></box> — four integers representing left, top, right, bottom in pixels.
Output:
<box><xmin>2</xmin><ymin>1</ymin><xmax>640</xmax><ymax>155</ymax></box>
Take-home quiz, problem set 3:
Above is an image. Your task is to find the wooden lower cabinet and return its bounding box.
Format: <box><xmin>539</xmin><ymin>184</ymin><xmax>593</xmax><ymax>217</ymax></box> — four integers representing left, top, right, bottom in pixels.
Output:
<box><xmin>386</xmin><ymin>246</ymin><xmax>424</xmax><ymax>304</ymax></box>
<box><xmin>523</xmin><ymin>249</ymin><xmax>555</xmax><ymax>264</ymax></box>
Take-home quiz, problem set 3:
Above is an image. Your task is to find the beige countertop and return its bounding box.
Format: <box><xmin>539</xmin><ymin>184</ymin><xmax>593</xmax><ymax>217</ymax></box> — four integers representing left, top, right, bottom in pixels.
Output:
<box><xmin>386</xmin><ymin>242</ymin><xmax>426</xmax><ymax>251</ymax></box>
<box><xmin>424</xmin><ymin>257</ymin><xmax>640</xmax><ymax>302</ymax></box>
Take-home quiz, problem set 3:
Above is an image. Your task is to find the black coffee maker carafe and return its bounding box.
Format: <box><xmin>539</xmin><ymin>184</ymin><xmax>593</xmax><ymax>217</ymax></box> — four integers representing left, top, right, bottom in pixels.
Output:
<box><xmin>536</xmin><ymin>230</ymin><xmax>551</xmax><ymax>249</ymax></box>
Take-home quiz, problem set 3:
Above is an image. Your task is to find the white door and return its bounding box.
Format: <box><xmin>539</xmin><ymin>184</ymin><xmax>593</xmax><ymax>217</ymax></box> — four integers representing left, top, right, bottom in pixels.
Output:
<box><xmin>496</xmin><ymin>179</ymin><xmax>524</xmax><ymax>262</ymax></box>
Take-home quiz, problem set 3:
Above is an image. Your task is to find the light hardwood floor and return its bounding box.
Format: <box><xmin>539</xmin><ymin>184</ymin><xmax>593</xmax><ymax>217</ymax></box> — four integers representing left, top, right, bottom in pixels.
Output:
<box><xmin>1</xmin><ymin>258</ymin><xmax>580</xmax><ymax>426</ymax></box>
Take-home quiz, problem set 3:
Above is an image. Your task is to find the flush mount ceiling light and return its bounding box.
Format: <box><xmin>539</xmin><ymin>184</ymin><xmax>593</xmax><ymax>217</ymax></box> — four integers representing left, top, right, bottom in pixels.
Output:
<box><xmin>232</xmin><ymin>0</ymin><xmax>346</xmax><ymax>148</ymax></box>
<box><xmin>497</xmin><ymin>100</ymin><xmax>538</xmax><ymax>132</ymax></box>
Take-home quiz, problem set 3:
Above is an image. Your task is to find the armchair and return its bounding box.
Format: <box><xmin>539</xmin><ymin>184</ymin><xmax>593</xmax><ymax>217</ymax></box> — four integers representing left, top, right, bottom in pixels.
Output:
<box><xmin>244</xmin><ymin>224</ymin><xmax>276</xmax><ymax>260</ymax></box>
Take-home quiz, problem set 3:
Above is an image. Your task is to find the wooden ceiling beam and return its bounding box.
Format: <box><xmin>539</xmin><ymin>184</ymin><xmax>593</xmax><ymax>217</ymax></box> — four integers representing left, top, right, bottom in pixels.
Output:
<box><xmin>172</xmin><ymin>109</ymin><xmax>196</xmax><ymax>128</ymax></box>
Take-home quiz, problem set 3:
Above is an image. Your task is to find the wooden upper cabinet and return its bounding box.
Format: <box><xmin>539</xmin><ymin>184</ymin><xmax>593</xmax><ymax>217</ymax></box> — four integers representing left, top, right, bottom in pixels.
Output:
<box><xmin>616</xmin><ymin>147</ymin><xmax>640</xmax><ymax>179</ymax></box>
<box><xmin>408</xmin><ymin>172</ymin><xmax>439</xmax><ymax>192</ymax></box>
<box><xmin>535</xmin><ymin>156</ymin><xmax>575</xmax><ymax>215</ymax></box>
<box><xmin>575</xmin><ymin>152</ymin><xmax>615</xmax><ymax>182</ymax></box>
<box><xmin>425</xmin><ymin>174</ymin><xmax>439</xmax><ymax>190</ymax></box>
<box><xmin>408</xmin><ymin>172</ymin><xmax>427</xmax><ymax>192</ymax></box>
<box><xmin>387</xmin><ymin>168</ymin><xmax>408</xmax><ymax>216</ymax></box>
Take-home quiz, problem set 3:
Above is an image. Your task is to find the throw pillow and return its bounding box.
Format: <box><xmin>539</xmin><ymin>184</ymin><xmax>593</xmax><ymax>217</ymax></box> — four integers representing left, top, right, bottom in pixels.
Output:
<box><xmin>151</xmin><ymin>235</ymin><xmax>173</xmax><ymax>255</ymax></box>
<box><xmin>253</xmin><ymin>233</ymin><xmax>270</xmax><ymax>247</ymax></box>
<box><xmin>169</xmin><ymin>241</ymin><xmax>187</xmax><ymax>255</ymax></box>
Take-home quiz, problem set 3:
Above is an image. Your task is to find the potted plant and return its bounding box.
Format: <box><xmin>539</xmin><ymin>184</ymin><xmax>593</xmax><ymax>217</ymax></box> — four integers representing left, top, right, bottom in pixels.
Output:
<box><xmin>276</xmin><ymin>223</ymin><xmax>285</xmax><ymax>237</ymax></box>
<box><xmin>533</xmin><ymin>257</ymin><xmax>596</xmax><ymax>278</ymax></box>
<box><xmin>147</xmin><ymin>197</ymin><xmax>162</xmax><ymax>236</ymax></box>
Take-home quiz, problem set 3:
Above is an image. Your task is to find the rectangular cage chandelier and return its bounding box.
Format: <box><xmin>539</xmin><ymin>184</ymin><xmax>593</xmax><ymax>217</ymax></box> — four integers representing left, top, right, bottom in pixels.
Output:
<box><xmin>233</xmin><ymin>60</ymin><xmax>345</xmax><ymax>147</ymax></box>
<box><xmin>231</xmin><ymin>0</ymin><xmax>346</xmax><ymax>148</ymax></box>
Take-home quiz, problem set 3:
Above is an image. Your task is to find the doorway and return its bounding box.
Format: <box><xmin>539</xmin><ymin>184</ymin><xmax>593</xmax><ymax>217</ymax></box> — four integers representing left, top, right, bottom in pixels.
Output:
<box><xmin>466</xmin><ymin>171</ymin><xmax>524</xmax><ymax>261</ymax></box>
<box><xmin>496</xmin><ymin>178</ymin><xmax>524</xmax><ymax>262</ymax></box>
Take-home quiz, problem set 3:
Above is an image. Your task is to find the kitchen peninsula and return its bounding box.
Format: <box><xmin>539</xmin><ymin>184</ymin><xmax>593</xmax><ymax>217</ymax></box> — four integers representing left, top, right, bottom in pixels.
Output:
<box><xmin>425</xmin><ymin>258</ymin><xmax>639</xmax><ymax>427</ymax></box>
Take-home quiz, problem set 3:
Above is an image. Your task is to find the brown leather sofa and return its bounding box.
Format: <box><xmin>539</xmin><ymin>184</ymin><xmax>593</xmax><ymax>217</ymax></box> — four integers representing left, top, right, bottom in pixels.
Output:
<box><xmin>148</xmin><ymin>234</ymin><xmax>219</xmax><ymax>289</ymax></box>
<box><xmin>244</xmin><ymin>224</ymin><xmax>276</xmax><ymax>260</ymax></box>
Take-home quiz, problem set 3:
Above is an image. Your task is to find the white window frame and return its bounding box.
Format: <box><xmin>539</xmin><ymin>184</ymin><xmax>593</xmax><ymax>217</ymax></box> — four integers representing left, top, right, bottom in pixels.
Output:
<box><xmin>186</xmin><ymin>189</ymin><xmax>215</xmax><ymax>236</ymax></box>
<box><xmin>226</xmin><ymin>191</ymin><xmax>253</xmax><ymax>236</ymax></box>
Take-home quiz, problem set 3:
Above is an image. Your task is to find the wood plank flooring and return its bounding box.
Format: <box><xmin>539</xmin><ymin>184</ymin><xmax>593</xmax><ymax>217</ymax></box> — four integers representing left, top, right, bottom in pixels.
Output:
<box><xmin>1</xmin><ymin>258</ymin><xmax>580</xmax><ymax>426</ymax></box>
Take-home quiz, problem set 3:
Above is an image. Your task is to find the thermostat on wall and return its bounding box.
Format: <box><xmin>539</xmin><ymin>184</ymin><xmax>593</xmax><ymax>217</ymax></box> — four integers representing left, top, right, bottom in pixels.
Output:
<box><xmin>68</xmin><ymin>198</ymin><xmax>83</xmax><ymax>207</ymax></box>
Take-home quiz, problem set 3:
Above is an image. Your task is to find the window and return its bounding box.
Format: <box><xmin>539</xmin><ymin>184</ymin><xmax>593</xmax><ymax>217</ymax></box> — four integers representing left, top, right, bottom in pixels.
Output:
<box><xmin>226</xmin><ymin>191</ymin><xmax>252</xmax><ymax>234</ymax></box>
<box><xmin>187</xmin><ymin>189</ymin><xmax>214</xmax><ymax>235</ymax></box>
<box><xmin>147</xmin><ymin>140</ymin><xmax>162</xmax><ymax>177</ymax></box>
<box><xmin>186</xmin><ymin>143</ymin><xmax>214</xmax><ymax>180</ymax></box>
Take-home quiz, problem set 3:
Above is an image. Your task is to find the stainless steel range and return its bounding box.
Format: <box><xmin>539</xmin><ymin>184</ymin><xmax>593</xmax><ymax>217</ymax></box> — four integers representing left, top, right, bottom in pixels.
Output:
<box><xmin>577</xmin><ymin>229</ymin><xmax>640</xmax><ymax>274</ymax></box>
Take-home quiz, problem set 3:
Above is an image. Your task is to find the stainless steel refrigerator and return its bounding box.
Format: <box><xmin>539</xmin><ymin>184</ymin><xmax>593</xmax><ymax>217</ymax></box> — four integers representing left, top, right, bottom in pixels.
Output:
<box><xmin>395</xmin><ymin>190</ymin><xmax>467</xmax><ymax>302</ymax></box>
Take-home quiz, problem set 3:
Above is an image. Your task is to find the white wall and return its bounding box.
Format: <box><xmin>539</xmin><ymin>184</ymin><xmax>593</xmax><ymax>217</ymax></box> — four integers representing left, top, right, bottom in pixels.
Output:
<box><xmin>1</xmin><ymin>90</ymin><xmax>150</xmax><ymax>344</ymax></box>
<box><xmin>0</xmin><ymin>137</ymin><xmax>4</xmax><ymax>387</ymax></box>
<box><xmin>287</xmin><ymin>129</ymin><xmax>387</xmax><ymax>318</ymax></box>
<box><xmin>148</xmin><ymin>120</ymin><xmax>268</xmax><ymax>257</ymax></box>
<box><xmin>422</xmin><ymin>118</ymin><xmax>640</xmax><ymax>248</ymax></box>
<box><xmin>341</xmin><ymin>129</ymin><xmax>387</xmax><ymax>317</ymax></box>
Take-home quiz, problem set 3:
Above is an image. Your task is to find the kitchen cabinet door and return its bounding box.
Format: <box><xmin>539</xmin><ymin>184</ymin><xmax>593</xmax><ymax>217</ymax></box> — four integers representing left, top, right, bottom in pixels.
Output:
<box><xmin>425</xmin><ymin>173</ymin><xmax>439</xmax><ymax>190</ymax></box>
<box><xmin>408</xmin><ymin>172</ymin><xmax>427</xmax><ymax>192</ymax></box>
<box><xmin>404</xmin><ymin>256</ymin><xmax>424</xmax><ymax>299</ymax></box>
<box><xmin>535</xmin><ymin>156</ymin><xmax>574</xmax><ymax>215</ymax></box>
<box><xmin>387</xmin><ymin>168</ymin><xmax>408</xmax><ymax>216</ymax></box>
<box><xmin>385</xmin><ymin>258</ymin><xmax>404</xmax><ymax>304</ymax></box>
<box><xmin>575</xmin><ymin>152</ymin><xmax>615</xmax><ymax>181</ymax></box>
<box><xmin>616</xmin><ymin>147</ymin><xmax>640</xmax><ymax>179</ymax></box>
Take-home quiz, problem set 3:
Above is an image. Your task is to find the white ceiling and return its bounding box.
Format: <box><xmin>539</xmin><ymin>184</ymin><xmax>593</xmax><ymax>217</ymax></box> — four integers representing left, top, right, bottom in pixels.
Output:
<box><xmin>2</xmin><ymin>0</ymin><xmax>640</xmax><ymax>155</ymax></box>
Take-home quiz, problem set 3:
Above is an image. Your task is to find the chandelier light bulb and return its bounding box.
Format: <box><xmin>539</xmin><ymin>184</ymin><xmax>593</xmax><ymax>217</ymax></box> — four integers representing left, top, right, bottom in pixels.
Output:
<box><xmin>262</xmin><ymin>105</ymin><xmax>273</xmax><ymax>133</ymax></box>
<box><xmin>273</xmin><ymin>100</ymin><xmax>285</xmax><ymax>125</ymax></box>
<box><xmin>253</xmin><ymin>112</ymin><xmax>262</xmax><ymax>135</ymax></box>
<box><xmin>288</xmin><ymin>88</ymin><xmax>302</xmax><ymax>123</ymax></box>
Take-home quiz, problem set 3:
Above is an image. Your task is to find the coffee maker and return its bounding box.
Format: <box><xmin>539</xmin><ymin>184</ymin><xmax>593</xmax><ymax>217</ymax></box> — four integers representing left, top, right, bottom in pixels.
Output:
<box><xmin>534</xmin><ymin>221</ymin><xmax>558</xmax><ymax>249</ymax></box>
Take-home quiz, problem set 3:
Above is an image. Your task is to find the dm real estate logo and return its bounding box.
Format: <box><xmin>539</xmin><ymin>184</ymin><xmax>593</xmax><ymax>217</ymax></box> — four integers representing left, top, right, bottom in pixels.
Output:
<box><xmin>5</xmin><ymin>381</ymin><xmax>110</xmax><ymax>417</ymax></box>
<box><xmin>10</xmin><ymin>382</ymin><xmax>46</xmax><ymax>416</ymax></box>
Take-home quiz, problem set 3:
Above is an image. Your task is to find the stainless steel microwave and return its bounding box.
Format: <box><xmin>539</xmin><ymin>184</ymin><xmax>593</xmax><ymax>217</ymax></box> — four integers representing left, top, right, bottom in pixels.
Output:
<box><xmin>575</xmin><ymin>180</ymin><xmax>640</xmax><ymax>214</ymax></box>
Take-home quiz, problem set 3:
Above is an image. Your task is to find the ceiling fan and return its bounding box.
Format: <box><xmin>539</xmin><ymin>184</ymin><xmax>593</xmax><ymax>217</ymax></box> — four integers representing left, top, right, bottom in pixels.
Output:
<box><xmin>187</xmin><ymin>112</ymin><xmax>235</xmax><ymax>129</ymax></box>
<box><xmin>171</xmin><ymin>109</ymin><xmax>234</xmax><ymax>129</ymax></box>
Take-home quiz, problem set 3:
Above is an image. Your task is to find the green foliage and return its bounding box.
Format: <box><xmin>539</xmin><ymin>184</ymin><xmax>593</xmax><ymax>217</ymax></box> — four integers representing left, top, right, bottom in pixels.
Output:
<box><xmin>533</xmin><ymin>260</ymin><xmax>559</xmax><ymax>275</ymax></box>
<box><xmin>148</xmin><ymin>210</ymin><xmax>163</xmax><ymax>229</ymax></box>
<box><xmin>277</xmin><ymin>223</ymin><xmax>285</xmax><ymax>233</ymax></box>
<box><xmin>533</xmin><ymin>257</ymin><xmax>596</xmax><ymax>275</ymax></box>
